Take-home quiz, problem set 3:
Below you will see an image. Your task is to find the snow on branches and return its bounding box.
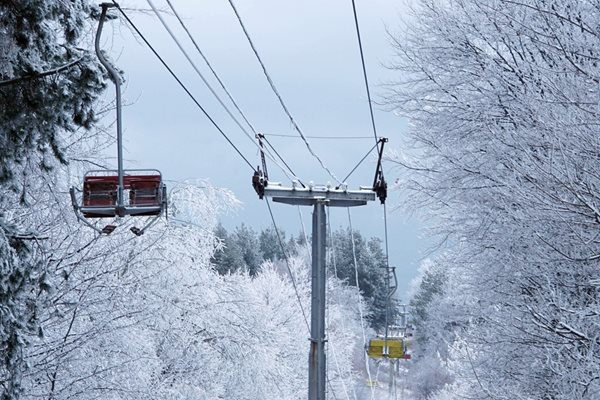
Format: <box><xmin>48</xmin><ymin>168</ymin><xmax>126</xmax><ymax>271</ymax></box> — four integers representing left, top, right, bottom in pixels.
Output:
<box><xmin>388</xmin><ymin>0</ymin><xmax>600</xmax><ymax>398</ymax></box>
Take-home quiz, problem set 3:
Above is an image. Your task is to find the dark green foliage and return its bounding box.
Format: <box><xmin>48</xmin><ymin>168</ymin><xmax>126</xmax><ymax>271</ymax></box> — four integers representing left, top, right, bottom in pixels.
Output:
<box><xmin>212</xmin><ymin>224</ymin><xmax>262</xmax><ymax>276</ymax></box>
<box><xmin>212</xmin><ymin>224</ymin><xmax>392</xmax><ymax>330</ymax></box>
<box><xmin>0</xmin><ymin>0</ymin><xmax>106</xmax><ymax>185</ymax></box>
<box><xmin>233</xmin><ymin>224</ymin><xmax>261</xmax><ymax>276</ymax></box>
<box><xmin>409</xmin><ymin>262</ymin><xmax>446</xmax><ymax>350</ymax></box>
<box><xmin>0</xmin><ymin>2</ymin><xmax>106</xmax><ymax>399</ymax></box>
<box><xmin>0</xmin><ymin>221</ymin><xmax>38</xmax><ymax>400</ymax></box>
<box><xmin>259</xmin><ymin>227</ymin><xmax>286</xmax><ymax>262</ymax></box>
<box><xmin>211</xmin><ymin>224</ymin><xmax>245</xmax><ymax>275</ymax></box>
<box><xmin>330</xmin><ymin>228</ymin><xmax>393</xmax><ymax>331</ymax></box>
<box><xmin>212</xmin><ymin>224</ymin><xmax>299</xmax><ymax>276</ymax></box>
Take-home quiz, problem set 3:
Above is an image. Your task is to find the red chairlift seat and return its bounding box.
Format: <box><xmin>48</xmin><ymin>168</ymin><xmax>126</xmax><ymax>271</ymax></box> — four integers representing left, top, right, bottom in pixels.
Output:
<box><xmin>82</xmin><ymin>175</ymin><xmax>118</xmax><ymax>218</ymax></box>
<box><xmin>75</xmin><ymin>170</ymin><xmax>165</xmax><ymax>219</ymax></box>
<box><xmin>127</xmin><ymin>175</ymin><xmax>162</xmax><ymax>216</ymax></box>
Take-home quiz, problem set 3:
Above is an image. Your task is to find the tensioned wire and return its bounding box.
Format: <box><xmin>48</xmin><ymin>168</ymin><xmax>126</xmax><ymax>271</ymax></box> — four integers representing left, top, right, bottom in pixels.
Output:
<box><xmin>164</xmin><ymin>0</ymin><xmax>257</xmax><ymax>135</ymax></box>
<box><xmin>349</xmin><ymin>0</ymin><xmax>379</xmax><ymax>145</ymax></box>
<box><xmin>162</xmin><ymin>0</ymin><xmax>305</xmax><ymax>186</ymax></box>
<box><xmin>348</xmin><ymin>0</ymin><xmax>395</xmax><ymax>365</ymax></box>
<box><xmin>327</xmin><ymin>206</ymin><xmax>359</xmax><ymax>400</ymax></box>
<box><xmin>111</xmin><ymin>1</ymin><xmax>256</xmax><ymax>171</ymax></box>
<box><xmin>261</xmin><ymin>135</ymin><xmax>305</xmax><ymax>187</ymax></box>
<box><xmin>225</xmin><ymin>0</ymin><xmax>342</xmax><ymax>185</ymax></box>
<box><xmin>296</xmin><ymin>206</ymin><xmax>346</xmax><ymax>400</ymax></box>
<box><xmin>263</xmin><ymin>133</ymin><xmax>374</xmax><ymax>140</ymax></box>
<box><xmin>268</xmin><ymin>200</ymin><xmax>341</xmax><ymax>399</ymax></box>
<box><xmin>144</xmin><ymin>0</ymin><xmax>299</xmax><ymax>183</ymax></box>
<box><xmin>264</xmin><ymin>198</ymin><xmax>310</xmax><ymax>333</ymax></box>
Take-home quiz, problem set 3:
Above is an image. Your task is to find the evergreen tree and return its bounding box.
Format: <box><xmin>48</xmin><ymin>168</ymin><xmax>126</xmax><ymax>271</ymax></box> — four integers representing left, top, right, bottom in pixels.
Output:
<box><xmin>409</xmin><ymin>260</ymin><xmax>447</xmax><ymax>350</ymax></box>
<box><xmin>0</xmin><ymin>4</ymin><xmax>105</xmax><ymax>398</ymax></box>
<box><xmin>211</xmin><ymin>224</ymin><xmax>244</xmax><ymax>275</ymax></box>
<box><xmin>330</xmin><ymin>228</ymin><xmax>391</xmax><ymax>331</ymax></box>
<box><xmin>0</xmin><ymin>0</ymin><xmax>105</xmax><ymax>185</ymax></box>
<box><xmin>259</xmin><ymin>227</ymin><xmax>286</xmax><ymax>261</ymax></box>
<box><xmin>233</xmin><ymin>224</ymin><xmax>260</xmax><ymax>276</ymax></box>
<box><xmin>0</xmin><ymin>227</ymin><xmax>35</xmax><ymax>400</ymax></box>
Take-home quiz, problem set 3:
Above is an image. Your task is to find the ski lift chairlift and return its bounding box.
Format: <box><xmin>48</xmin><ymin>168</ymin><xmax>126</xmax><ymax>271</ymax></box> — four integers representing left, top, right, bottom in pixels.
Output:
<box><xmin>71</xmin><ymin>169</ymin><xmax>166</xmax><ymax>235</ymax></box>
<box><xmin>69</xmin><ymin>3</ymin><xmax>167</xmax><ymax>236</ymax></box>
<box><xmin>367</xmin><ymin>337</ymin><xmax>405</xmax><ymax>359</ymax></box>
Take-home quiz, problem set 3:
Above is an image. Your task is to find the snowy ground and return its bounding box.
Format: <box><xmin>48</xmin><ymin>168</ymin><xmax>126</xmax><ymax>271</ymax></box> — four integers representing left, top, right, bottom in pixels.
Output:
<box><xmin>353</xmin><ymin>359</ymin><xmax>414</xmax><ymax>400</ymax></box>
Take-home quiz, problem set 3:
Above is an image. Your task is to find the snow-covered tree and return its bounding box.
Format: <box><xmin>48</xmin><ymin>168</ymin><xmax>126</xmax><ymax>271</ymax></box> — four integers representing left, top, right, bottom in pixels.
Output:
<box><xmin>388</xmin><ymin>0</ymin><xmax>600</xmax><ymax>398</ymax></box>
<box><xmin>0</xmin><ymin>0</ymin><xmax>105</xmax><ymax>184</ymax></box>
<box><xmin>0</xmin><ymin>2</ymin><xmax>105</xmax><ymax>398</ymax></box>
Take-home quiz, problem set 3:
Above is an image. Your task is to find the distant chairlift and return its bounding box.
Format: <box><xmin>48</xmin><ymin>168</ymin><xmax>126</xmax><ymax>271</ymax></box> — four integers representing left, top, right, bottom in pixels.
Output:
<box><xmin>367</xmin><ymin>337</ymin><xmax>406</xmax><ymax>359</ymax></box>
<box><xmin>366</xmin><ymin>266</ymin><xmax>411</xmax><ymax>360</ymax></box>
<box><xmin>70</xmin><ymin>3</ymin><xmax>166</xmax><ymax>236</ymax></box>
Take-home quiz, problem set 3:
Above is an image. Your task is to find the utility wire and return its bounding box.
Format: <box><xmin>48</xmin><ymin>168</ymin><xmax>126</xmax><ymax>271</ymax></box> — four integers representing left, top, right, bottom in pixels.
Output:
<box><xmin>297</xmin><ymin>206</ymin><xmax>311</xmax><ymax>260</ymax></box>
<box><xmin>350</xmin><ymin>0</ymin><xmax>396</xmax><ymax>364</ymax></box>
<box><xmin>350</xmin><ymin>0</ymin><xmax>379</xmax><ymax>145</ymax></box>
<box><xmin>262</xmin><ymin>136</ymin><xmax>305</xmax><ymax>187</ymax></box>
<box><xmin>292</xmin><ymin>207</ymin><xmax>342</xmax><ymax>400</ymax></box>
<box><xmin>339</xmin><ymin>140</ymin><xmax>379</xmax><ymax>186</ymax></box>
<box><xmin>144</xmin><ymin>0</ymin><xmax>297</xmax><ymax>182</ymax></box>
<box><xmin>111</xmin><ymin>1</ymin><xmax>255</xmax><ymax>171</ymax></box>
<box><xmin>226</xmin><ymin>0</ymin><xmax>342</xmax><ymax>185</ymax></box>
<box><xmin>146</xmin><ymin>0</ymin><xmax>253</xmax><ymax>140</ymax></box>
<box><xmin>382</xmin><ymin>202</ymin><xmax>392</xmax><ymax>344</ymax></box>
<box><xmin>326</xmin><ymin>208</ymin><xmax>358</xmax><ymax>400</ymax></box>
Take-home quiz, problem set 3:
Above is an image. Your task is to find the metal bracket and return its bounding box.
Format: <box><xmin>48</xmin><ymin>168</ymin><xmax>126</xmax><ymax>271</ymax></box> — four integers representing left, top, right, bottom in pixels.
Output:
<box><xmin>252</xmin><ymin>167</ymin><xmax>267</xmax><ymax>199</ymax></box>
<box><xmin>373</xmin><ymin>137</ymin><xmax>388</xmax><ymax>204</ymax></box>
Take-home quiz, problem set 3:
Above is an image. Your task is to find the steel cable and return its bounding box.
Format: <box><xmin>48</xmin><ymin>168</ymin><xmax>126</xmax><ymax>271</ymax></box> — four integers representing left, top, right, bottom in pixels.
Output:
<box><xmin>226</xmin><ymin>0</ymin><xmax>342</xmax><ymax>184</ymax></box>
<box><xmin>111</xmin><ymin>2</ymin><xmax>256</xmax><ymax>171</ymax></box>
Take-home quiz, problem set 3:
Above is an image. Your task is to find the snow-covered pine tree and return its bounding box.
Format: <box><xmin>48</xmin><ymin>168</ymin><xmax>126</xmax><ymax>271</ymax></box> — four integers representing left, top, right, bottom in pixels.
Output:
<box><xmin>0</xmin><ymin>2</ymin><xmax>104</xmax><ymax>398</ymax></box>
<box><xmin>0</xmin><ymin>0</ymin><xmax>105</xmax><ymax>184</ymax></box>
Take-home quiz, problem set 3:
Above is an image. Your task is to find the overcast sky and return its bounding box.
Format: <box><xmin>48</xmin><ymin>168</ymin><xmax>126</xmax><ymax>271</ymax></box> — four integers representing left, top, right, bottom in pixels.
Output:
<box><xmin>98</xmin><ymin>0</ymin><xmax>425</xmax><ymax>299</ymax></box>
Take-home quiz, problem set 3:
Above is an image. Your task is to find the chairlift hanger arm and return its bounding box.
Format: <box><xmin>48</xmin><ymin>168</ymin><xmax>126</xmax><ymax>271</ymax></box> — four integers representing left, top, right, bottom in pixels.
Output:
<box><xmin>96</xmin><ymin>2</ymin><xmax>126</xmax><ymax>214</ymax></box>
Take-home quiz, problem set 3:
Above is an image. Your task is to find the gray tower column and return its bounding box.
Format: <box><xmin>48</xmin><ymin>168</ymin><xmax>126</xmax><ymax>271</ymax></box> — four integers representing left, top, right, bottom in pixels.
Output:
<box><xmin>309</xmin><ymin>201</ymin><xmax>327</xmax><ymax>400</ymax></box>
<box><xmin>263</xmin><ymin>183</ymin><xmax>375</xmax><ymax>400</ymax></box>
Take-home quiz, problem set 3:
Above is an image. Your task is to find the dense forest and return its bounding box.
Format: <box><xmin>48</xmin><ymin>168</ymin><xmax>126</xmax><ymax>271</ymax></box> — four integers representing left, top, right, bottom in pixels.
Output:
<box><xmin>211</xmin><ymin>224</ymin><xmax>394</xmax><ymax>330</ymax></box>
<box><xmin>391</xmin><ymin>1</ymin><xmax>600</xmax><ymax>399</ymax></box>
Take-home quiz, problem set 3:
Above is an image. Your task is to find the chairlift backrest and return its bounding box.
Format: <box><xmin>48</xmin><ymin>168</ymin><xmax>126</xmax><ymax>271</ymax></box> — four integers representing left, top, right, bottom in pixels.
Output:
<box><xmin>78</xmin><ymin>170</ymin><xmax>164</xmax><ymax>218</ymax></box>
<box><xmin>83</xmin><ymin>176</ymin><xmax>118</xmax><ymax>207</ymax></box>
<box><xmin>367</xmin><ymin>337</ymin><xmax>405</xmax><ymax>359</ymax></box>
<box><xmin>127</xmin><ymin>175</ymin><xmax>162</xmax><ymax>207</ymax></box>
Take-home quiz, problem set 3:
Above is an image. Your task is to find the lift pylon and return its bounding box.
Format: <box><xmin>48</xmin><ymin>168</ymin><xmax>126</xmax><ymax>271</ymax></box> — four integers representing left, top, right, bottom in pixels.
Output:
<box><xmin>263</xmin><ymin>182</ymin><xmax>376</xmax><ymax>400</ymax></box>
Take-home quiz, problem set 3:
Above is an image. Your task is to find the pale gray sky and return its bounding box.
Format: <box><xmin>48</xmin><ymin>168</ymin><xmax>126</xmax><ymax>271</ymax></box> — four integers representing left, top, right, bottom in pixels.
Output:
<box><xmin>99</xmin><ymin>0</ymin><xmax>424</xmax><ymax>299</ymax></box>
